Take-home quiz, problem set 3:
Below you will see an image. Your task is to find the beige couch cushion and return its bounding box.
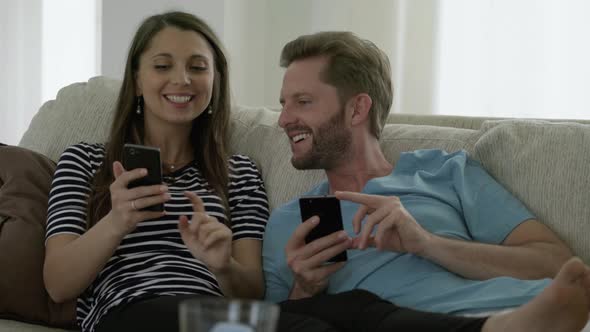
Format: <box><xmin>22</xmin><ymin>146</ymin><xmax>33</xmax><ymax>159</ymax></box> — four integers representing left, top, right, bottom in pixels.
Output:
<box><xmin>473</xmin><ymin>120</ymin><xmax>590</xmax><ymax>263</ymax></box>
<box><xmin>229</xmin><ymin>106</ymin><xmax>325</xmax><ymax>210</ymax></box>
<box><xmin>0</xmin><ymin>319</ymin><xmax>74</xmax><ymax>332</ymax></box>
<box><xmin>379</xmin><ymin>124</ymin><xmax>478</xmax><ymax>164</ymax></box>
<box><xmin>19</xmin><ymin>77</ymin><xmax>120</xmax><ymax>163</ymax></box>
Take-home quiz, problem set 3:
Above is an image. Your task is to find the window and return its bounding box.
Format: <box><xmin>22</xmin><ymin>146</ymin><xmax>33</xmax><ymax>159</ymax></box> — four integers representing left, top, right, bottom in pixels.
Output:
<box><xmin>0</xmin><ymin>0</ymin><xmax>99</xmax><ymax>145</ymax></box>
<box><xmin>42</xmin><ymin>0</ymin><xmax>100</xmax><ymax>102</ymax></box>
<box><xmin>436</xmin><ymin>0</ymin><xmax>590</xmax><ymax>119</ymax></box>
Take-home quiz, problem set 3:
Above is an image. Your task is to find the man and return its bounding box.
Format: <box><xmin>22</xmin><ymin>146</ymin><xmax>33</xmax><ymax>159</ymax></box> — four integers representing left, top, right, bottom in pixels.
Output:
<box><xmin>263</xmin><ymin>31</ymin><xmax>590</xmax><ymax>331</ymax></box>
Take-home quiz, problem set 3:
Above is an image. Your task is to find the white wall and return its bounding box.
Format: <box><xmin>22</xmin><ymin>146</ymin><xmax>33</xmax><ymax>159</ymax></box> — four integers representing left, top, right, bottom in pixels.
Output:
<box><xmin>223</xmin><ymin>0</ymin><xmax>438</xmax><ymax>112</ymax></box>
<box><xmin>8</xmin><ymin>0</ymin><xmax>587</xmax><ymax>146</ymax></box>
<box><xmin>0</xmin><ymin>0</ymin><xmax>43</xmax><ymax>145</ymax></box>
<box><xmin>0</xmin><ymin>0</ymin><xmax>98</xmax><ymax>145</ymax></box>
<box><xmin>222</xmin><ymin>0</ymin><xmax>270</xmax><ymax>107</ymax></box>
<box><xmin>0</xmin><ymin>0</ymin><xmax>439</xmax><ymax>145</ymax></box>
<box><xmin>436</xmin><ymin>0</ymin><xmax>590</xmax><ymax>119</ymax></box>
<box><xmin>100</xmin><ymin>0</ymin><xmax>224</xmax><ymax>79</ymax></box>
<box><xmin>0</xmin><ymin>0</ymin><xmax>438</xmax><ymax>146</ymax></box>
<box><xmin>397</xmin><ymin>1</ymin><xmax>439</xmax><ymax>114</ymax></box>
<box><xmin>101</xmin><ymin>0</ymin><xmax>434</xmax><ymax>112</ymax></box>
<box><xmin>99</xmin><ymin>0</ymin><xmax>270</xmax><ymax>109</ymax></box>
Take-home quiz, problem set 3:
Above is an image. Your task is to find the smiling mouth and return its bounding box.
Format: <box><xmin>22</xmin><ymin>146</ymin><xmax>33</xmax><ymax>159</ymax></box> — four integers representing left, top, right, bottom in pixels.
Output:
<box><xmin>165</xmin><ymin>95</ymin><xmax>194</xmax><ymax>103</ymax></box>
<box><xmin>291</xmin><ymin>133</ymin><xmax>311</xmax><ymax>143</ymax></box>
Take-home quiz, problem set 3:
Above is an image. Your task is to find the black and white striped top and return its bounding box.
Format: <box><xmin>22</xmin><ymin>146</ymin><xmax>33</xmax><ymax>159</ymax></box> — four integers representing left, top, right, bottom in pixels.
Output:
<box><xmin>45</xmin><ymin>143</ymin><xmax>269</xmax><ymax>332</ymax></box>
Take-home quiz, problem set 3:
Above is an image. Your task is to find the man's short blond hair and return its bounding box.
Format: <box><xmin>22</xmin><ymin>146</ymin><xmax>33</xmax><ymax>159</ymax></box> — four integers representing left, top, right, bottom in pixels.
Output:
<box><xmin>280</xmin><ymin>31</ymin><xmax>393</xmax><ymax>138</ymax></box>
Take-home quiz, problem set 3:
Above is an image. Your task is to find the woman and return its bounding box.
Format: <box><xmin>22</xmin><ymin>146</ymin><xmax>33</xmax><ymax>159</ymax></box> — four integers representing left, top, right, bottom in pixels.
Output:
<box><xmin>43</xmin><ymin>11</ymin><xmax>268</xmax><ymax>332</ymax></box>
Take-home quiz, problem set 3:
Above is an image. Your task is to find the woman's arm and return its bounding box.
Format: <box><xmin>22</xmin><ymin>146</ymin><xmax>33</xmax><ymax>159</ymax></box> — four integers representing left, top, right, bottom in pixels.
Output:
<box><xmin>178</xmin><ymin>192</ymin><xmax>264</xmax><ymax>298</ymax></box>
<box><xmin>204</xmin><ymin>155</ymin><xmax>269</xmax><ymax>298</ymax></box>
<box><xmin>43</xmin><ymin>215</ymin><xmax>124</xmax><ymax>303</ymax></box>
<box><xmin>213</xmin><ymin>239</ymin><xmax>264</xmax><ymax>299</ymax></box>
<box><xmin>44</xmin><ymin>159</ymin><xmax>169</xmax><ymax>302</ymax></box>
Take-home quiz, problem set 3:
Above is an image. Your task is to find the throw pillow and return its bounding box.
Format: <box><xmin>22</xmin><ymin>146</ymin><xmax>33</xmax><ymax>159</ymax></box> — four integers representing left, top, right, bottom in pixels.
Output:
<box><xmin>0</xmin><ymin>146</ymin><xmax>76</xmax><ymax>327</ymax></box>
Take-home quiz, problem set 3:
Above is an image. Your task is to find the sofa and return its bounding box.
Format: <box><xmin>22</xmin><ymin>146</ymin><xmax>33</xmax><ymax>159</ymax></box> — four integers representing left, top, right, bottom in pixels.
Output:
<box><xmin>1</xmin><ymin>76</ymin><xmax>589</xmax><ymax>331</ymax></box>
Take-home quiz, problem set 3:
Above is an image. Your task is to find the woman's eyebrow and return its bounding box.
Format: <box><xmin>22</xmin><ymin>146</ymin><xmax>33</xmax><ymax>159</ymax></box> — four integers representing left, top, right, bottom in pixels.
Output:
<box><xmin>151</xmin><ymin>53</ymin><xmax>211</xmax><ymax>61</ymax></box>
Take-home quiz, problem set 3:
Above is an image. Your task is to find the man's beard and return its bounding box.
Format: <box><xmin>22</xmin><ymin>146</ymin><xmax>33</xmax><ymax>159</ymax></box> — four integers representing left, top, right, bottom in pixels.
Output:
<box><xmin>291</xmin><ymin>109</ymin><xmax>352</xmax><ymax>170</ymax></box>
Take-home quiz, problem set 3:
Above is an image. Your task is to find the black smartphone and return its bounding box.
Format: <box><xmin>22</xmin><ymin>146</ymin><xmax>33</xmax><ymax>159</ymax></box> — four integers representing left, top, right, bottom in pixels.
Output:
<box><xmin>299</xmin><ymin>195</ymin><xmax>348</xmax><ymax>262</ymax></box>
<box><xmin>122</xmin><ymin>143</ymin><xmax>164</xmax><ymax>212</ymax></box>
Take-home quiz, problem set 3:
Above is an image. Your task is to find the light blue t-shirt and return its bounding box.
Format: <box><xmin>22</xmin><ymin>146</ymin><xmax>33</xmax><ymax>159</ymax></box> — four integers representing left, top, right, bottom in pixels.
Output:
<box><xmin>263</xmin><ymin>149</ymin><xmax>550</xmax><ymax>314</ymax></box>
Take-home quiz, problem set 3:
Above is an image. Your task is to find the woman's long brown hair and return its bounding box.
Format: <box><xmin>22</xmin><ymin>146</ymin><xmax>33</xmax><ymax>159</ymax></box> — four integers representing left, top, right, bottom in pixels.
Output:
<box><xmin>87</xmin><ymin>12</ymin><xmax>231</xmax><ymax>228</ymax></box>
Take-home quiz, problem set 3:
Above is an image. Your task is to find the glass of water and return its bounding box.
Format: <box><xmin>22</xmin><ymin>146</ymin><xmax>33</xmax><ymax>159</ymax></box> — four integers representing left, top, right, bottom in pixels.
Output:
<box><xmin>179</xmin><ymin>297</ymin><xmax>279</xmax><ymax>332</ymax></box>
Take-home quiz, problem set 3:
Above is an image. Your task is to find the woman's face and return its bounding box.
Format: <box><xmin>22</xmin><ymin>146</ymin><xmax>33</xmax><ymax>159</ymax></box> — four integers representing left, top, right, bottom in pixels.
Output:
<box><xmin>135</xmin><ymin>26</ymin><xmax>215</xmax><ymax>127</ymax></box>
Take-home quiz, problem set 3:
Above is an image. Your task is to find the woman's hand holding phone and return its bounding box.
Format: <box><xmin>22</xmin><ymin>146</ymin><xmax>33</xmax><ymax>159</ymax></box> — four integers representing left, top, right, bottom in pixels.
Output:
<box><xmin>106</xmin><ymin>161</ymin><xmax>169</xmax><ymax>237</ymax></box>
<box><xmin>123</xmin><ymin>144</ymin><xmax>165</xmax><ymax>212</ymax></box>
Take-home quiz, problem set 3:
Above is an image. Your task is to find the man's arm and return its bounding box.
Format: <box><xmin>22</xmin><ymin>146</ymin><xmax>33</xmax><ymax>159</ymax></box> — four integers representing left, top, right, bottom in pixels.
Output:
<box><xmin>336</xmin><ymin>191</ymin><xmax>573</xmax><ymax>281</ymax></box>
<box><xmin>420</xmin><ymin>219</ymin><xmax>572</xmax><ymax>280</ymax></box>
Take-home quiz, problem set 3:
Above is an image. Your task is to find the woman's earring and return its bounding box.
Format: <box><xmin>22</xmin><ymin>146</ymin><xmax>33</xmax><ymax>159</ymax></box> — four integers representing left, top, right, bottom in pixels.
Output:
<box><xmin>136</xmin><ymin>96</ymin><xmax>143</xmax><ymax>115</ymax></box>
<box><xmin>207</xmin><ymin>105</ymin><xmax>213</xmax><ymax>115</ymax></box>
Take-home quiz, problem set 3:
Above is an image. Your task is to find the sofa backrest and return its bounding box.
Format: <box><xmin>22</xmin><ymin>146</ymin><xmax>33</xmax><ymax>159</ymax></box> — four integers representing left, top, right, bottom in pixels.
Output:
<box><xmin>20</xmin><ymin>77</ymin><xmax>119</xmax><ymax>163</ymax></box>
<box><xmin>229</xmin><ymin>106</ymin><xmax>480</xmax><ymax>210</ymax></box>
<box><xmin>473</xmin><ymin>120</ymin><xmax>590</xmax><ymax>264</ymax></box>
<box><xmin>19</xmin><ymin>76</ymin><xmax>590</xmax><ymax>263</ymax></box>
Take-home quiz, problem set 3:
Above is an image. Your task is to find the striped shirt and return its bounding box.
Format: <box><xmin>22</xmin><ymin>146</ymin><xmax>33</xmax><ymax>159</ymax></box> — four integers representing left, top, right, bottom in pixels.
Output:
<box><xmin>45</xmin><ymin>143</ymin><xmax>269</xmax><ymax>332</ymax></box>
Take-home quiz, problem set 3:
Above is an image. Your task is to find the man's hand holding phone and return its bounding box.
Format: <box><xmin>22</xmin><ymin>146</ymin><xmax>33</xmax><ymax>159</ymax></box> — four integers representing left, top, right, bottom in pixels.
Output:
<box><xmin>299</xmin><ymin>195</ymin><xmax>348</xmax><ymax>262</ymax></box>
<box><xmin>285</xmin><ymin>196</ymin><xmax>352</xmax><ymax>300</ymax></box>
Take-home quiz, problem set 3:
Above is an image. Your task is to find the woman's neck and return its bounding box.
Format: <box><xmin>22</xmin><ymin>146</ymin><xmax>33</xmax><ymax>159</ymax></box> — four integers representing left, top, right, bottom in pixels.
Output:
<box><xmin>144</xmin><ymin>128</ymin><xmax>194</xmax><ymax>174</ymax></box>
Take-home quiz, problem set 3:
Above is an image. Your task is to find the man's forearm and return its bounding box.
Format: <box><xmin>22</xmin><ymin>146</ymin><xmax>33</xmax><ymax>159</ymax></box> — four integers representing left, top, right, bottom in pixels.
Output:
<box><xmin>419</xmin><ymin>235</ymin><xmax>572</xmax><ymax>280</ymax></box>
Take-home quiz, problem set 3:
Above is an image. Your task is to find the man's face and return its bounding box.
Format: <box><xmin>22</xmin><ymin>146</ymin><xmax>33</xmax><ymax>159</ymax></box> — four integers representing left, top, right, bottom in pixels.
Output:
<box><xmin>279</xmin><ymin>56</ymin><xmax>352</xmax><ymax>170</ymax></box>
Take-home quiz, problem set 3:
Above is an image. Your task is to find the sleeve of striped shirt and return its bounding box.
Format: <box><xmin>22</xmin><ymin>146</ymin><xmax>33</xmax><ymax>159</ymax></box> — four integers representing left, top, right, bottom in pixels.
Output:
<box><xmin>227</xmin><ymin>155</ymin><xmax>270</xmax><ymax>241</ymax></box>
<box><xmin>45</xmin><ymin>143</ymin><xmax>98</xmax><ymax>241</ymax></box>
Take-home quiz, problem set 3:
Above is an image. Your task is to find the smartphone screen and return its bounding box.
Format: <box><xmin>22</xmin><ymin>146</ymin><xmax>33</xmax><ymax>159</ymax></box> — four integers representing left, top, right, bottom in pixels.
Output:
<box><xmin>123</xmin><ymin>143</ymin><xmax>164</xmax><ymax>212</ymax></box>
<box><xmin>299</xmin><ymin>195</ymin><xmax>348</xmax><ymax>262</ymax></box>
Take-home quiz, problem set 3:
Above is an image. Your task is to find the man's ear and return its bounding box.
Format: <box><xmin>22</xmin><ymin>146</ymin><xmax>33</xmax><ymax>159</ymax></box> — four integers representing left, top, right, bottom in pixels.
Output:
<box><xmin>349</xmin><ymin>93</ymin><xmax>372</xmax><ymax>126</ymax></box>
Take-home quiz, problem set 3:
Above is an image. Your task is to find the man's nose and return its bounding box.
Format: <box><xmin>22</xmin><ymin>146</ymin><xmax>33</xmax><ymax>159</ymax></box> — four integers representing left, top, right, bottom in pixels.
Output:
<box><xmin>278</xmin><ymin>105</ymin><xmax>293</xmax><ymax>129</ymax></box>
